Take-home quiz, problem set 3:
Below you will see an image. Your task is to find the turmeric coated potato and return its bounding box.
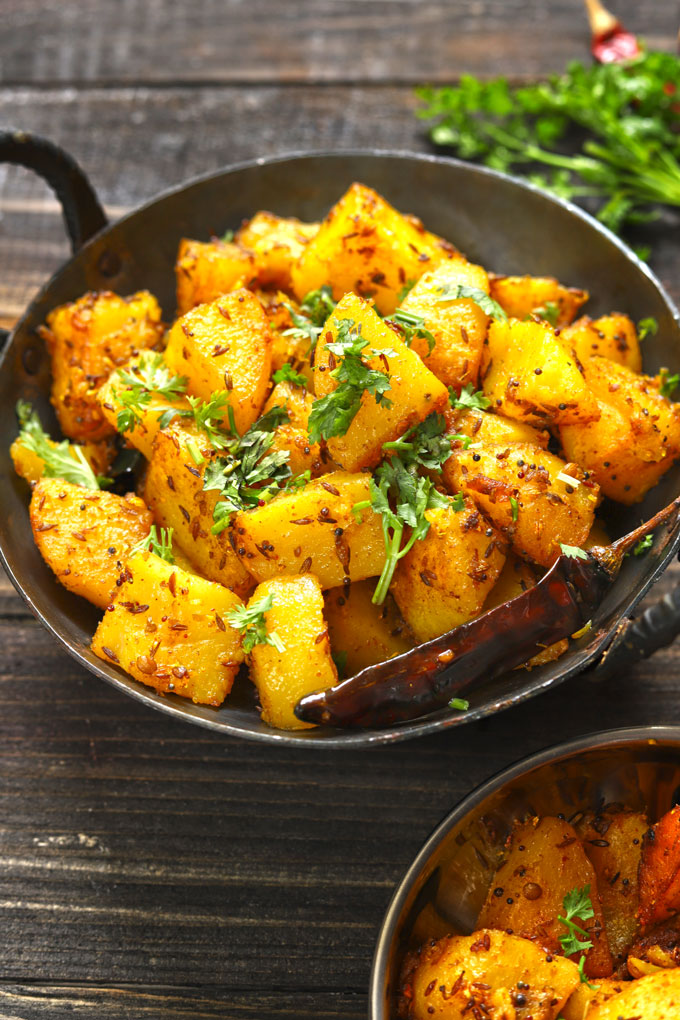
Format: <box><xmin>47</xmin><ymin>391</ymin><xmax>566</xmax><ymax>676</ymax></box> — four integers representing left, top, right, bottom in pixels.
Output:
<box><xmin>489</xmin><ymin>274</ymin><xmax>589</xmax><ymax>326</ymax></box>
<box><xmin>235</xmin><ymin>211</ymin><xmax>319</xmax><ymax>291</ymax></box>
<box><xmin>324</xmin><ymin>581</ymin><xmax>413</xmax><ymax>676</ymax></box>
<box><xmin>561</xmin><ymin>314</ymin><xmax>642</xmax><ymax>373</ymax></box>
<box><xmin>560</xmin><ymin>977</ymin><xmax>631</xmax><ymax>1020</ymax></box>
<box><xmin>247</xmin><ymin>573</ymin><xmax>337</xmax><ymax>730</ymax></box>
<box><xmin>29</xmin><ymin>478</ymin><xmax>153</xmax><ymax>609</ymax></box>
<box><xmin>401</xmin><ymin>930</ymin><xmax>580</xmax><ymax>1020</ymax></box>
<box><xmin>42</xmin><ymin>290</ymin><xmax>163</xmax><ymax>442</ymax></box>
<box><xmin>92</xmin><ymin>550</ymin><xmax>244</xmax><ymax>706</ymax></box>
<box><xmin>175</xmin><ymin>237</ymin><xmax>258</xmax><ymax>314</ymax></box>
<box><xmin>263</xmin><ymin>381</ymin><xmax>325</xmax><ymax>478</ymax></box>
<box><xmin>586</xmin><ymin>968</ymin><xmax>680</xmax><ymax>1019</ymax></box>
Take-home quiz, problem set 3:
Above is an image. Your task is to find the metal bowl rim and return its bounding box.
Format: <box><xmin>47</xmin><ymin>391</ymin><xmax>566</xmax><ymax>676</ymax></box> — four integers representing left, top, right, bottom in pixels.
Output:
<box><xmin>369</xmin><ymin>723</ymin><xmax>680</xmax><ymax>1017</ymax></box>
<box><xmin>2</xmin><ymin>149</ymin><xmax>679</xmax><ymax>747</ymax></box>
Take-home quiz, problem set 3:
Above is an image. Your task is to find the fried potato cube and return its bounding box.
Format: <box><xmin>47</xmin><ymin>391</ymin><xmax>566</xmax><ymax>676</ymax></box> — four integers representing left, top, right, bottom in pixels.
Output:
<box><xmin>560</xmin><ymin>976</ymin><xmax>631</xmax><ymax>1020</ymax></box>
<box><xmin>445</xmin><ymin>407</ymin><xmax>550</xmax><ymax>449</ymax></box>
<box><xmin>97</xmin><ymin>354</ymin><xmax>191</xmax><ymax>460</ymax></box>
<box><xmin>236</xmin><ymin>212</ymin><xmax>319</xmax><ymax>290</ymax></box>
<box><xmin>444</xmin><ymin>441</ymin><xmax>598</xmax><ymax>567</ymax></box>
<box><xmin>314</xmin><ymin>293</ymin><xmax>449</xmax><ymax>472</ymax></box>
<box><xmin>482</xmin><ymin>554</ymin><xmax>568</xmax><ymax>668</ymax></box>
<box><xmin>403</xmin><ymin>930</ymin><xmax>580</xmax><ymax>1020</ymax></box>
<box><xmin>560</xmin><ymin>358</ymin><xmax>680</xmax><ymax>504</ymax></box>
<box><xmin>489</xmin><ymin>273</ymin><xmax>588</xmax><ymax>326</ymax></box>
<box><xmin>585</xmin><ymin>968</ymin><xmax>680</xmax><ymax>1020</ymax></box>
<box><xmin>391</xmin><ymin>498</ymin><xmax>506</xmax><ymax>643</ymax></box>
<box><xmin>263</xmin><ymin>381</ymin><xmax>325</xmax><ymax>477</ymax></box>
<box><xmin>247</xmin><ymin>573</ymin><xmax>337</xmax><ymax>730</ymax></box>
<box><xmin>639</xmin><ymin>805</ymin><xmax>680</xmax><ymax>928</ymax></box>
<box><xmin>42</xmin><ymin>290</ymin><xmax>163</xmax><ymax>442</ymax></box>
<box><xmin>574</xmin><ymin>809</ymin><xmax>648</xmax><ymax>966</ymax></box>
<box><xmin>291</xmin><ymin>182</ymin><xmax>456</xmax><ymax>315</ymax></box>
<box><xmin>477</xmin><ymin>815</ymin><xmax>613</xmax><ymax>978</ymax></box>
<box><xmin>233</xmin><ymin>470</ymin><xmax>385</xmax><ymax>589</ymax></box>
<box><xmin>324</xmin><ymin>581</ymin><xmax>413</xmax><ymax>676</ymax></box>
<box><xmin>398</xmin><ymin>257</ymin><xmax>490</xmax><ymax>390</ymax></box>
<box><xmin>562</xmin><ymin>314</ymin><xmax>642</xmax><ymax>372</ymax></box>
<box><xmin>175</xmin><ymin>238</ymin><xmax>258</xmax><ymax>314</ymax></box>
<box><xmin>481</xmin><ymin>318</ymin><xmax>600</xmax><ymax>427</ymax></box>
<box><xmin>29</xmin><ymin>478</ymin><xmax>153</xmax><ymax>609</ymax></box>
<box><xmin>11</xmin><ymin>434</ymin><xmax>116</xmax><ymax>486</ymax></box>
<box><xmin>92</xmin><ymin>551</ymin><xmax>244</xmax><ymax>706</ymax></box>
<box><xmin>164</xmin><ymin>289</ymin><xmax>272</xmax><ymax>434</ymax></box>
<box><xmin>143</xmin><ymin>420</ymin><xmax>253</xmax><ymax>597</ymax></box>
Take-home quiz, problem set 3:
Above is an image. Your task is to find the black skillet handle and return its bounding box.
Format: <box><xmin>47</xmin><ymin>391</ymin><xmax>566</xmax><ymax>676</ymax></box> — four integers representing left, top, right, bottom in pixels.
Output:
<box><xmin>0</xmin><ymin>130</ymin><xmax>109</xmax><ymax>350</ymax></box>
<box><xmin>595</xmin><ymin>584</ymin><xmax>680</xmax><ymax>679</ymax></box>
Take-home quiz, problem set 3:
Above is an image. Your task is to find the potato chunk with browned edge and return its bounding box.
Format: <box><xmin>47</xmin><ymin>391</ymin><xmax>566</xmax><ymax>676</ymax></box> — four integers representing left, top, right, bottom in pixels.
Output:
<box><xmin>92</xmin><ymin>551</ymin><xmax>244</xmax><ymax>706</ymax></box>
<box><xmin>560</xmin><ymin>357</ymin><xmax>680</xmax><ymax>504</ymax></box>
<box><xmin>324</xmin><ymin>581</ymin><xmax>413</xmax><ymax>676</ymax></box>
<box><xmin>236</xmin><ymin>212</ymin><xmax>319</xmax><ymax>291</ymax></box>
<box><xmin>175</xmin><ymin>238</ymin><xmax>258</xmax><ymax>314</ymax></box>
<box><xmin>233</xmin><ymin>470</ymin><xmax>385</xmax><ymax>589</ymax></box>
<box><xmin>143</xmin><ymin>420</ymin><xmax>253</xmax><ymax>598</ymax></box>
<box><xmin>29</xmin><ymin>478</ymin><xmax>153</xmax><ymax>609</ymax></box>
<box><xmin>401</xmin><ymin>930</ymin><xmax>579</xmax><ymax>1020</ymax></box>
<box><xmin>314</xmin><ymin>293</ymin><xmax>449</xmax><ymax>472</ymax></box>
<box><xmin>477</xmin><ymin>816</ymin><xmax>613</xmax><ymax>978</ymax></box>
<box><xmin>586</xmin><ymin>968</ymin><xmax>680</xmax><ymax>1020</ymax></box>
<box><xmin>247</xmin><ymin>573</ymin><xmax>337</xmax><ymax>730</ymax></box>
<box><xmin>391</xmin><ymin>498</ymin><xmax>506</xmax><ymax>642</ymax></box>
<box><xmin>561</xmin><ymin>314</ymin><xmax>642</xmax><ymax>372</ymax></box>
<box><xmin>481</xmin><ymin>318</ymin><xmax>600</xmax><ymax>427</ymax></box>
<box><xmin>42</xmin><ymin>290</ymin><xmax>163</xmax><ymax>442</ymax></box>
<box><xmin>398</xmin><ymin>257</ymin><xmax>490</xmax><ymax>390</ymax></box>
<box><xmin>291</xmin><ymin>182</ymin><xmax>456</xmax><ymax>314</ymax></box>
<box><xmin>489</xmin><ymin>273</ymin><xmax>588</xmax><ymax>326</ymax></box>
<box><xmin>164</xmin><ymin>289</ymin><xmax>272</xmax><ymax>435</ymax></box>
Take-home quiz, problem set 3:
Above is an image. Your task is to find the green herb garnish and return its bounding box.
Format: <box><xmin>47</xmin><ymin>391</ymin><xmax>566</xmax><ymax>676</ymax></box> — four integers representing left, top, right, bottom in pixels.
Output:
<box><xmin>558</xmin><ymin>885</ymin><xmax>597</xmax><ymax>989</ymax></box>
<box><xmin>382</xmin><ymin>412</ymin><xmax>454</xmax><ymax>470</ymax></box>
<box><xmin>533</xmin><ymin>301</ymin><xmax>561</xmax><ymax>327</ymax></box>
<box><xmin>282</xmin><ymin>285</ymin><xmax>337</xmax><ymax>355</ymax></box>
<box><xmin>559</xmin><ymin>543</ymin><xmax>589</xmax><ymax>560</ymax></box>
<box><xmin>386</xmin><ymin>309</ymin><xmax>437</xmax><ymax>354</ymax></box>
<box><xmin>15</xmin><ymin>401</ymin><xmax>101</xmax><ymax>490</ymax></box>
<box><xmin>397</xmin><ymin>279</ymin><xmax>417</xmax><ymax>302</ymax></box>
<box><xmin>131</xmin><ymin>525</ymin><xmax>175</xmax><ymax>564</ymax></box>
<box><xmin>273</xmin><ymin>362</ymin><xmax>308</xmax><ymax>387</ymax></box>
<box><xmin>659</xmin><ymin>368</ymin><xmax>679</xmax><ymax>400</ymax></box>
<box><xmin>220</xmin><ymin>229</ymin><xmax>235</xmax><ymax>243</ymax></box>
<box><xmin>510</xmin><ymin>496</ymin><xmax>519</xmax><ymax>522</ymax></box>
<box><xmin>160</xmin><ymin>391</ymin><xmax>234</xmax><ymax>450</ymax></box>
<box><xmin>113</xmin><ymin>353</ymin><xmax>188</xmax><ymax>433</ymax></box>
<box><xmin>448</xmin><ymin>697</ymin><xmax>469</xmax><ymax>711</ymax></box>
<box><xmin>637</xmin><ymin>317</ymin><xmax>658</xmax><ymax>341</ymax></box>
<box><xmin>450</xmin><ymin>384</ymin><xmax>492</xmax><ymax>411</ymax></box>
<box><xmin>633</xmin><ymin>533</ymin><xmax>653</xmax><ymax>556</ymax></box>
<box><xmin>434</xmin><ymin>284</ymin><xmax>507</xmax><ymax>321</ymax></box>
<box><xmin>226</xmin><ymin>593</ymin><xmax>286</xmax><ymax>653</ymax></box>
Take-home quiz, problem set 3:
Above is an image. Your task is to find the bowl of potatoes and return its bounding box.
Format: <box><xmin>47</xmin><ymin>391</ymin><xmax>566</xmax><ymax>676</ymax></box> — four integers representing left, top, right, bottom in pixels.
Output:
<box><xmin>1</xmin><ymin>133</ymin><xmax>680</xmax><ymax>745</ymax></box>
<box><xmin>371</xmin><ymin>726</ymin><xmax>680</xmax><ymax>1019</ymax></box>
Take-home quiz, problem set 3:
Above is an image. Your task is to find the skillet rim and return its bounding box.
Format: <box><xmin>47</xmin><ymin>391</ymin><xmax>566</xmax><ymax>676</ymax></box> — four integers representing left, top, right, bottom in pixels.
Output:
<box><xmin>1</xmin><ymin>148</ymin><xmax>679</xmax><ymax>747</ymax></box>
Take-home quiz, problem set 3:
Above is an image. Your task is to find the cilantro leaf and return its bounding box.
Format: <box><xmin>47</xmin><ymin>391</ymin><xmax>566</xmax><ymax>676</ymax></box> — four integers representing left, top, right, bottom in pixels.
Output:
<box><xmin>382</xmin><ymin>413</ymin><xmax>453</xmax><ymax>471</ymax></box>
<box><xmin>637</xmin><ymin>317</ymin><xmax>658</xmax><ymax>341</ymax></box>
<box><xmin>131</xmin><ymin>525</ymin><xmax>175</xmax><ymax>564</ymax></box>
<box><xmin>433</xmin><ymin>283</ymin><xmax>507</xmax><ymax>321</ymax></box>
<box><xmin>533</xmin><ymin>300</ymin><xmax>561</xmax><ymax>327</ymax></box>
<box><xmin>558</xmin><ymin>884</ymin><xmax>597</xmax><ymax>988</ymax></box>
<box><xmin>450</xmin><ymin>384</ymin><xmax>492</xmax><ymax>411</ymax></box>
<box><xmin>386</xmin><ymin>309</ymin><xmax>437</xmax><ymax>354</ymax></box>
<box><xmin>273</xmin><ymin>363</ymin><xmax>308</xmax><ymax>386</ymax></box>
<box><xmin>113</xmin><ymin>352</ymin><xmax>188</xmax><ymax>434</ymax></box>
<box><xmin>510</xmin><ymin>496</ymin><xmax>519</xmax><ymax>522</ymax></box>
<box><xmin>282</xmin><ymin>285</ymin><xmax>337</xmax><ymax>355</ymax></box>
<box><xmin>559</xmin><ymin>543</ymin><xmax>589</xmax><ymax>560</ymax></box>
<box><xmin>633</xmin><ymin>533</ymin><xmax>653</xmax><ymax>556</ymax></box>
<box><xmin>448</xmin><ymin>697</ymin><xmax>469</xmax><ymax>711</ymax></box>
<box><xmin>659</xmin><ymin>367</ymin><xmax>679</xmax><ymax>400</ymax></box>
<box><xmin>15</xmin><ymin>401</ymin><xmax>100</xmax><ymax>490</ymax></box>
<box><xmin>226</xmin><ymin>593</ymin><xmax>286</xmax><ymax>653</ymax></box>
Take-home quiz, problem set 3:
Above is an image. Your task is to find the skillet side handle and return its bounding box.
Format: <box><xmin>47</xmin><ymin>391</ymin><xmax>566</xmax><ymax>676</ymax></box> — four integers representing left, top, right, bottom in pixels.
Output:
<box><xmin>0</xmin><ymin>130</ymin><xmax>108</xmax><ymax>253</ymax></box>
<box><xmin>595</xmin><ymin>585</ymin><xmax>680</xmax><ymax>679</ymax></box>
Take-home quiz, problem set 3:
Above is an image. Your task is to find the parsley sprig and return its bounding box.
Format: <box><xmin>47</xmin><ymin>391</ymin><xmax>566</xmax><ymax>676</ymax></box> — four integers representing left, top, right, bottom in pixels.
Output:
<box><xmin>417</xmin><ymin>52</ymin><xmax>680</xmax><ymax>236</ymax></box>
<box><xmin>203</xmin><ymin>406</ymin><xmax>292</xmax><ymax>534</ymax></box>
<box><xmin>226</xmin><ymin>593</ymin><xmax>286</xmax><ymax>653</ymax></box>
<box><xmin>307</xmin><ymin>318</ymin><xmax>396</xmax><ymax>444</ymax></box>
<box><xmin>131</xmin><ymin>525</ymin><xmax>175</xmax><ymax>564</ymax></box>
<box><xmin>558</xmin><ymin>885</ymin><xmax>597</xmax><ymax>988</ymax></box>
<box><xmin>16</xmin><ymin>400</ymin><xmax>101</xmax><ymax>490</ymax></box>
<box><xmin>113</xmin><ymin>353</ymin><xmax>188</xmax><ymax>433</ymax></box>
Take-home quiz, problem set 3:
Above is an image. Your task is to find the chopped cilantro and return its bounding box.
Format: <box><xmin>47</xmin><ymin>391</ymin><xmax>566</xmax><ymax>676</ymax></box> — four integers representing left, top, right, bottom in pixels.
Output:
<box><xmin>633</xmin><ymin>533</ymin><xmax>653</xmax><ymax>556</ymax></box>
<box><xmin>559</xmin><ymin>544</ymin><xmax>589</xmax><ymax>560</ymax></box>
<box><xmin>15</xmin><ymin>401</ymin><xmax>100</xmax><ymax>491</ymax></box>
<box><xmin>637</xmin><ymin>317</ymin><xmax>658</xmax><ymax>341</ymax></box>
<box><xmin>273</xmin><ymin>362</ymin><xmax>308</xmax><ymax>387</ymax></box>
<box><xmin>434</xmin><ymin>284</ymin><xmax>507</xmax><ymax>321</ymax></box>
<box><xmin>448</xmin><ymin>697</ymin><xmax>469</xmax><ymax>711</ymax></box>
<box><xmin>386</xmin><ymin>308</ymin><xmax>437</xmax><ymax>354</ymax></box>
<box><xmin>226</xmin><ymin>593</ymin><xmax>286</xmax><ymax>653</ymax></box>
<box><xmin>659</xmin><ymin>367</ymin><xmax>679</xmax><ymax>400</ymax></box>
<box><xmin>131</xmin><ymin>525</ymin><xmax>175</xmax><ymax>564</ymax></box>
<box><xmin>533</xmin><ymin>301</ymin><xmax>560</xmax><ymax>327</ymax></box>
<box><xmin>450</xmin><ymin>384</ymin><xmax>492</xmax><ymax>411</ymax></box>
<box><xmin>558</xmin><ymin>885</ymin><xmax>597</xmax><ymax>989</ymax></box>
<box><xmin>510</xmin><ymin>496</ymin><xmax>519</xmax><ymax>522</ymax></box>
<box><xmin>112</xmin><ymin>352</ymin><xmax>188</xmax><ymax>434</ymax></box>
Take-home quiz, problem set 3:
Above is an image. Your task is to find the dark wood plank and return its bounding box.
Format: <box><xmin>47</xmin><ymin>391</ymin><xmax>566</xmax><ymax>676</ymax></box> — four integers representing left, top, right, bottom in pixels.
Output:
<box><xmin>2</xmin><ymin>0</ymin><xmax>675</xmax><ymax>85</ymax></box>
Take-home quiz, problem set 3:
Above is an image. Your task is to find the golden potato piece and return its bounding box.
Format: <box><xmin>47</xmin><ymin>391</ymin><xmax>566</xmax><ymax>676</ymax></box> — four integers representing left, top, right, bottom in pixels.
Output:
<box><xmin>560</xmin><ymin>976</ymin><xmax>630</xmax><ymax>1020</ymax></box>
<box><xmin>324</xmin><ymin>581</ymin><xmax>413</xmax><ymax>676</ymax></box>
<box><xmin>233</xmin><ymin>470</ymin><xmax>385</xmax><ymax>589</ymax></box>
<box><xmin>586</xmin><ymin>968</ymin><xmax>680</xmax><ymax>1019</ymax></box>
<box><xmin>263</xmin><ymin>381</ymin><xmax>325</xmax><ymax>478</ymax></box>
<box><xmin>42</xmin><ymin>290</ymin><xmax>163</xmax><ymax>442</ymax></box>
<box><xmin>313</xmin><ymin>293</ymin><xmax>449</xmax><ymax>472</ymax></box>
<box><xmin>247</xmin><ymin>573</ymin><xmax>337</xmax><ymax>730</ymax></box>
<box><xmin>403</xmin><ymin>930</ymin><xmax>580</xmax><ymax>1020</ymax></box>
<box><xmin>481</xmin><ymin>318</ymin><xmax>600</xmax><ymax>427</ymax></box>
<box><xmin>175</xmin><ymin>237</ymin><xmax>258</xmax><ymax>314</ymax></box>
<box><xmin>29</xmin><ymin>478</ymin><xmax>153</xmax><ymax>609</ymax></box>
<box><xmin>445</xmin><ymin>406</ymin><xmax>550</xmax><ymax>449</ymax></box>
<box><xmin>562</xmin><ymin>314</ymin><xmax>642</xmax><ymax>373</ymax></box>
<box><xmin>92</xmin><ymin>551</ymin><xmax>244</xmax><ymax>706</ymax></box>
<box><xmin>489</xmin><ymin>273</ymin><xmax>588</xmax><ymax>326</ymax></box>
<box><xmin>235</xmin><ymin>211</ymin><xmax>318</xmax><ymax>290</ymax></box>
<box><xmin>164</xmin><ymin>289</ymin><xmax>272</xmax><ymax>435</ymax></box>
<box><xmin>477</xmin><ymin>816</ymin><xmax>613</xmax><ymax>978</ymax></box>
<box><xmin>291</xmin><ymin>182</ymin><xmax>456</xmax><ymax>315</ymax></box>
<box><xmin>391</xmin><ymin>498</ymin><xmax>506</xmax><ymax>642</ymax></box>
<box><xmin>398</xmin><ymin>257</ymin><xmax>490</xmax><ymax>390</ymax></box>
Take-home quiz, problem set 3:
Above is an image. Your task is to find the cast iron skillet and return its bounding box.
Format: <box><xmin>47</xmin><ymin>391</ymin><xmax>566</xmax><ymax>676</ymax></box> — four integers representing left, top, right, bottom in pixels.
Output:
<box><xmin>1</xmin><ymin>131</ymin><xmax>680</xmax><ymax>747</ymax></box>
<box><xmin>370</xmin><ymin>726</ymin><xmax>680</xmax><ymax>1018</ymax></box>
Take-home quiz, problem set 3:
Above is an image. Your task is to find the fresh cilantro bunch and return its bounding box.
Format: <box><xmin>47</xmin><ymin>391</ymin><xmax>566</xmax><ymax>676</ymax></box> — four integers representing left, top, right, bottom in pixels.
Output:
<box><xmin>558</xmin><ymin>885</ymin><xmax>597</xmax><ymax>988</ymax></box>
<box><xmin>226</xmin><ymin>593</ymin><xmax>286</xmax><ymax>653</ymax></box>
<box><xmin>203</xmin><ymin>406</ymin><xmax>293</xmax><ymax>534</ymax></box>
<box><xmin>113</xmin><ymin>352</ymin><xmax>188</xmax><ymax>433</ymax></box>
<box><xmin>356</xmin><ymin>413</ymin><xmax>462</xmax><ymax>604</ymax></box>
<box><xmin>307</xmin><ymin>318</ymin><xmax>396</xmax><ymax>444</ymax></box>
<box><xmin>16</xmin><ymin>400</ymin><xmax>102</xmax><ymax>490</ymax></box>
<box><xmin>417</xmin><ymin>51</ymin><xmax>680</xmax><ymax>236</ymax></box>
<box><xmin>283</xmin><ymin>285</ymin><xmax>337</xmax><ymax>355</ymax></box>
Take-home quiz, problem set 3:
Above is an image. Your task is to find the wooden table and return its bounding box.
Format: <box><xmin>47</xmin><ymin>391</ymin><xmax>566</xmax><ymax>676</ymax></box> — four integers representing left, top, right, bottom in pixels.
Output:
<box><xmin>1</xmin><ymin>3</ymin><xmax>678</xmax><ymax>1016</ymax></box>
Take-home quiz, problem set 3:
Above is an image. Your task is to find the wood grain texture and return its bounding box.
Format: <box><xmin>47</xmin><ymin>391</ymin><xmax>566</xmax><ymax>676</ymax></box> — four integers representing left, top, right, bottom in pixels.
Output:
<box><xmin>2</xmin><ymin>0</ymin><xmax>675</xmax><ymax>85</ymax></box>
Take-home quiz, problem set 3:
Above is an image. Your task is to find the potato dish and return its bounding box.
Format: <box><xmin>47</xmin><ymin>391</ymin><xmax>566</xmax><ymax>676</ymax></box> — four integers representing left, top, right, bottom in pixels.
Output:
<box><xmin>399</xmin><ymin>800</ymin><xmax>680</xmax><ymax>1019</ymax></box>
<box><xmin>11</xmin><ymin>182</ymin><xmax>680</xmax><ymax>730</ymax></box>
